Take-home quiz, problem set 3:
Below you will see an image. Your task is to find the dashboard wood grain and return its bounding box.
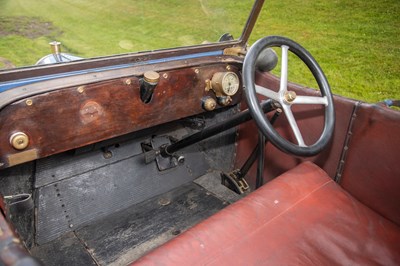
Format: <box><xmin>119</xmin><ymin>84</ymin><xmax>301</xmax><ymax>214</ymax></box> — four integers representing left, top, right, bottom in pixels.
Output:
<box><xmin>0</xmin><ymin>64</ymin><xmax>242</xmax><ymax>168</ymax></box>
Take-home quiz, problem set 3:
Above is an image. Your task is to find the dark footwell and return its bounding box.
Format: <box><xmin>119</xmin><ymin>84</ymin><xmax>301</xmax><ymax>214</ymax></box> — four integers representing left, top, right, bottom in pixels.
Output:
<box><xmin>31</xmin><ymin>180</ymin><xmax>228</xmax><ymax>265</ymax></box>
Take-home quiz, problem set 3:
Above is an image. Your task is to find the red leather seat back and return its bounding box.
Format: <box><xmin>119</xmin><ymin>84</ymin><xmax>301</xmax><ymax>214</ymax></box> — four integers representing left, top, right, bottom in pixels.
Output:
<box><xmin>339</xmin><ymin>103</ymin><xmax>400</xmax><ymax>225</ymax></box>
<box><xmin>236</xmin><ymin>72</ymin><xmax>356</xmax><ymax>185</ymax></box>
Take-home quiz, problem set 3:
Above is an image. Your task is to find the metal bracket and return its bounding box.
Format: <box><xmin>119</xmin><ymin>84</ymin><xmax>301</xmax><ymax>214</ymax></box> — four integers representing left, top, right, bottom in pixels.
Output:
<box><xmin>143</xmin><ymin>135</ymin><xmax>185</xmax><ymax>171</ymax></box>
<box><xmin>221</xmin><ymin>170</ymin><xmax>249</xmax><ymax>194</ymax></box>
<box><xmin>223</xmin><ymin>46</ymin><xmax>247</xmax><ymax>57</ymax></box>
<box><xmin>2</xmin><ymin>193</ymin><xmax>33</xmax><ymax>217</ymax></box>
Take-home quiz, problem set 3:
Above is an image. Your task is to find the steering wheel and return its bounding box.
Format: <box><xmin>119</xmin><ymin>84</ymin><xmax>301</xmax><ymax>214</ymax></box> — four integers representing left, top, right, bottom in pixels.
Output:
<box><xmin>243</xmin><ymin>36</ymin><xmax>335</xmax><ymax>157</ymax></box>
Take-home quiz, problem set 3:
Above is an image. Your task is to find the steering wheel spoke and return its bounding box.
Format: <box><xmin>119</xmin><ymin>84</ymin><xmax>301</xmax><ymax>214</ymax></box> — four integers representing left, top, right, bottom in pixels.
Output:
<box><xmin>292</xmin><ymin>95</ymin><xmax>328</xmax><ymax>106</ymax></box>
<box><xmin>279</xmin><ymin>45</ymin><xmax>289</xmax><ymax>94</ymax></box>
<box><xmin>255</xmin><ymin>85</ymin><xmax>279</xmax><ymax>101</ymax></box>
<box><xmin>281</xmin><ymin>104</ymin><xmax>306</xmax><ymax>147</ymax></box>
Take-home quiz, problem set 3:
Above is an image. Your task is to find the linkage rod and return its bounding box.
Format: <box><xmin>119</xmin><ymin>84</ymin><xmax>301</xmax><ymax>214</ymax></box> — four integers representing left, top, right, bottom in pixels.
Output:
<box><xmin>163</xmin><ymin>100</ymin><xmax>275</xmax><ymax>156</ymax></box>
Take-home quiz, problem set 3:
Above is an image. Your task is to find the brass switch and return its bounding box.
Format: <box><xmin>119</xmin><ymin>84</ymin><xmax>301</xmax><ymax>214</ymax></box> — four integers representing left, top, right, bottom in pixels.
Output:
<box><xmin>202</xmin><ymin>97</ymin><xmax>217</xmax><ymax>111</ymax></box>
<box><xmin>10</xmin><ymin>132</ymin><xmax>29</xmax><ymax>150</ymax></box>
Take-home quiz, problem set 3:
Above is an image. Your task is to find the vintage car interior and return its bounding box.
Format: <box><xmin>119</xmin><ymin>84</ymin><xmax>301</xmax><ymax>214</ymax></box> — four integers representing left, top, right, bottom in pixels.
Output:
<box><xmin>0</xmin><ymin>0</ymin><xmax>399</xmax><ymax>265</ymax></box>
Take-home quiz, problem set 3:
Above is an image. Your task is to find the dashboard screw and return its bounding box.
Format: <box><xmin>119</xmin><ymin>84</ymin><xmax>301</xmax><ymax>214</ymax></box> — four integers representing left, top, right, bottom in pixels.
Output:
<box><xmin>163</xmin><ymin>73</ymin><xmax>168</xmax><ymax>79</ymax></box>
<box><xmin>125</xmin><ymin>78</ymin><xmax>132</xmax><ymax>85</ymax></box>
<box><xmin>77</xmin><ymin>86</ymin><xmax>85</xmax><ymax>93</ymax></box>
<box><xmin>25</xmin><ymin>99</ymin><xmax>33</xmax><ymax>106</ymax></box>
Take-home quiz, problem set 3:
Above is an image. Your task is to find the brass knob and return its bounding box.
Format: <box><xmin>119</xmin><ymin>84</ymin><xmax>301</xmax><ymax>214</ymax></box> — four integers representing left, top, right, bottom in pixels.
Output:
<box><xmin>10</xmin><ymin>132</ymin><xmax>29</xmax><ymax>150</ymax></box>
<box><xmin>202</xmin><ymin>97</ymin><xmax>217</xmax><ymax>111</ymax></box>
<box><xmin>143</xmin><ymin>71</ymin><xmax>160</xmax><ymax>84</ymax></box>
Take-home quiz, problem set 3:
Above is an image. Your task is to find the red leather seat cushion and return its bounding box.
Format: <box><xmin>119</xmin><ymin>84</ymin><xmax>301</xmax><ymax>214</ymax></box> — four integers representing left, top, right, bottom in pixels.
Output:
<box><xmin>133</xmin><ymin>162</ymin><xmax>400</xmax><ymax>265</ymax></box>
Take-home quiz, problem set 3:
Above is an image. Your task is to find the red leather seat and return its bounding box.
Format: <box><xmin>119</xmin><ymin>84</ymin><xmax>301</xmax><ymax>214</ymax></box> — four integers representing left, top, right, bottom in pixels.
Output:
<box><xmin>132</xmin><ymin>162</ymin><xmax>400</xmax><ymax>265</ymax></box>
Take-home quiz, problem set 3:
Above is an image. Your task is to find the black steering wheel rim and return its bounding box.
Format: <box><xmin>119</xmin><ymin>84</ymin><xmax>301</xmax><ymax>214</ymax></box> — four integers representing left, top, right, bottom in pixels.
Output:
<box><xmin>243</xmin><ymin>36</ymin><xmax>335</xmax><ymax>157</ymax></box>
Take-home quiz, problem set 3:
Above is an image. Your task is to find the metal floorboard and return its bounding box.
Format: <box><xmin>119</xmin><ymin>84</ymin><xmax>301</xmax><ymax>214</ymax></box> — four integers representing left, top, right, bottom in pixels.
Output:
<box><xmin>32</xmin><ymin>178</ymin><xmax>228</xmax><ymax>265</ymax></box>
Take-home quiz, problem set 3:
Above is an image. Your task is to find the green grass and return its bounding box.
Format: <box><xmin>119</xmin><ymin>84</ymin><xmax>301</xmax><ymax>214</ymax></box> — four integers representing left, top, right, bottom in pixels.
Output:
<box><xmin>0</xmin><ymin>0</ymin><xmax>252</xmax><ymax>65</ymax></box>
<box><xmin>0</xmin><ymin>0</ymin><xmax>399</xmax><ymax>103</ymax></box>
<box><xmin>251</xmin><ymin>0</ymin><xmax>400</xmax><ymax>103</ymax></box>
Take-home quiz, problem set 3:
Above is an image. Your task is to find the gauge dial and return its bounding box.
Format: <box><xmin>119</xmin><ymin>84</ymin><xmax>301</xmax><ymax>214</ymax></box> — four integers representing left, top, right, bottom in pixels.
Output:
<box><xmin>211</xmin><ymin>71</ymin><xmax>240</xmax><ymax>96</ymax></box>
<box><xmin>221</xmin><ymin>72</ymin><xmax>239</xmax><ymax>96</ymax></box>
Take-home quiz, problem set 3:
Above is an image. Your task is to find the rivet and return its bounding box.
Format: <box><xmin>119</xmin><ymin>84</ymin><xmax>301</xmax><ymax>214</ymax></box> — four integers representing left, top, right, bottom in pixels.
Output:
<box><xmin>25</xmin><ymin>99</ymin><xmax>33</xmax><ymax>106</ymax></box>
<box><xmin>163</xmin><ymin>73</ymin><xmax>168</xmax><ymax>79</ymax></box>
<box><xmin>69</xmin><ymin>224</ymin><xmax>73</xmax><ymax>228</ymax></box>
<box><xmin>125</xmin><ymin>78</ymin><xmax>132</xmax><ymax>85</ymax></box>
<box><xmin>194</xmin><ymin>69</ymin><xmax>199</xmax><ymax>74</ymax></box>
<box><xmin>158</xmin><ymin>198</ymin><xmax>171</xmax><ymax>206</ymax></box>
<box><xmin>103</xmin><ymin>151</ymin><xmax>113</xmax><ymax>159</ymax></box>
<box><xmin>77</xmin><ymin>86</ymin><xmax>85</xmax><ymax>93</ymax></box>
<box><xmin>226</xmin><ymin>65</ymin><xmax>231</xmax><ymax>71</ymax></box>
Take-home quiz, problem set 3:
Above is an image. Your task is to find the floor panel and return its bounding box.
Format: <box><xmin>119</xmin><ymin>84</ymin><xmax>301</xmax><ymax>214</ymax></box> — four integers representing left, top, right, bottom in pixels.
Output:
<box><xmin>31</xmin><ymin>232</ymin><xmax>97</xmax><ymax>266</ymax></box>
<box><xmin>32</xmin><ymin>180</ymin><xmax>226</xmax><ymax>265</ymax></box>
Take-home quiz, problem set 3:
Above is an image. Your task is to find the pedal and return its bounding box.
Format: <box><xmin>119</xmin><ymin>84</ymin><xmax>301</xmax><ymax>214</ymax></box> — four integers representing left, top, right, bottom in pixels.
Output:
<box><xmin>221</xmin><ymin>170</ymin><xmax>249</xmax><ymax>194</ymax></box>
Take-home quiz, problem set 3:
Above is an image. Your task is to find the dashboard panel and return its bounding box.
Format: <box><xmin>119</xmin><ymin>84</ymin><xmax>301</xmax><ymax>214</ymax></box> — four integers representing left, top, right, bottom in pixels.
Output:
<box><xmin>0</xmin><ymin>64</ymin><xmax>242</xmax><ymax>169</ymax></box>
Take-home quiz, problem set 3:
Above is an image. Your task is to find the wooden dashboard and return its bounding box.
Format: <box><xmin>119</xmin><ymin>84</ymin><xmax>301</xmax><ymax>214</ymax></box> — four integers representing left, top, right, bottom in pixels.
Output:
<box><xmin>0</xmin><ymin>64</ymin><xmax>242</xmax><ymax>169</ymax></box>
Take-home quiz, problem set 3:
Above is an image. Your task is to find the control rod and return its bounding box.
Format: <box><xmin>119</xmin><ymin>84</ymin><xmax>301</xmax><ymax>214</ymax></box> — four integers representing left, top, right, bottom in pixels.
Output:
<box><xmin>161</xmin><ymin>100</ymin><xmax>275</xmax><ymax>156</ymax></box>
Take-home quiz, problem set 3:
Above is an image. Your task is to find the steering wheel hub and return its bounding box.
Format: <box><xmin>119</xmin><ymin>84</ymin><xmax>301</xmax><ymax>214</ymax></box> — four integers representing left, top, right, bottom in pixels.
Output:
<box><xmin>284</xmin><ymin>91</ymin><xmax>297</xmax><ymax>104</ymax></box>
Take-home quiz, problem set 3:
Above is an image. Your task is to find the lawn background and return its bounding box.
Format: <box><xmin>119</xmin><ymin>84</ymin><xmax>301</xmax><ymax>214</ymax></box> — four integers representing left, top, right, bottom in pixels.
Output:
<box><xmin>0</xmin><ymin>0</ymin><xmax>399</xmax><ymax>103</ymax></box>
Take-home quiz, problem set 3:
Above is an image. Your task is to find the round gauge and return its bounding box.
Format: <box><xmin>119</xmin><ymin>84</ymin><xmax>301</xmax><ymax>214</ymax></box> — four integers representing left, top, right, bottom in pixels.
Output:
<box><xmin>221</xmin><ymin>72</ymin><xmax>240</xmax><ymax>96</ymax></box>
<box><xmin>211</xmin><ymin>71</ymin><xmax>240</xmax><ymax>96</ymax></box>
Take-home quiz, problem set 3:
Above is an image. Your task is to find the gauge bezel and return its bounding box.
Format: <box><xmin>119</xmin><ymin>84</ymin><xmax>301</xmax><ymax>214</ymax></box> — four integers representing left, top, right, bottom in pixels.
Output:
<box><xmin>210</xmin><ymin>71</ymin><xmax>240</xmax><ymax>97</ymax></box>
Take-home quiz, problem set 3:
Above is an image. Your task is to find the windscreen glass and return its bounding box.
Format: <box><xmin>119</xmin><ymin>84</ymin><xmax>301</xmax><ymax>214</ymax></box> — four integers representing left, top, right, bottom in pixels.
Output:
<box><xmin>0</xmin><ymin>0</ymin><xmax>254</xmax><ymax>69</ymax></box>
